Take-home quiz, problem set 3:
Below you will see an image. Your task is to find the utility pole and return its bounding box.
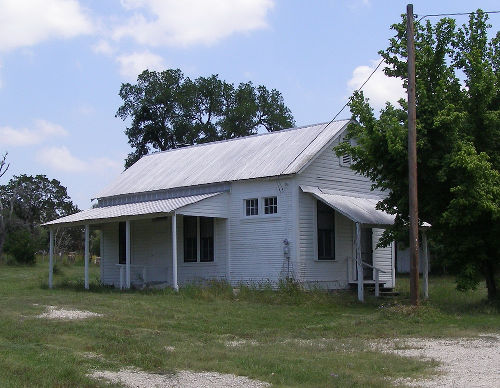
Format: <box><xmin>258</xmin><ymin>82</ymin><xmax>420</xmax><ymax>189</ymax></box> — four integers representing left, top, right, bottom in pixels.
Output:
<box><xmin>407</xmin><ymin>4</ymin><xmax>419</xmax><ymax>305</ymax></box>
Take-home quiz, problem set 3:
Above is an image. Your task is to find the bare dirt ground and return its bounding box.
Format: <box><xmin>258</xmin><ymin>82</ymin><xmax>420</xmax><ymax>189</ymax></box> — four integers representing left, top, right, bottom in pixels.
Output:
<box><xmin>377</xmin><ymin>334</ymin><xmax>500</xmax><ymax>387</ymax></box>
<box><xmin>89</xmin><ymin>368</ymin><xmax>271</xmax><ymax>388</ymax></box>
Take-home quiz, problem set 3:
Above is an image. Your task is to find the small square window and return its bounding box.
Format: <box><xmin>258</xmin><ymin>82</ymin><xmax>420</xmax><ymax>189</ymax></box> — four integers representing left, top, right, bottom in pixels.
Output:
<box><xmin>264</xmin><ymin>196</ymin><xmax>278</xmax><ymax>214</ymax></box>
<box><xmin>245</xmin><ymin>198</ymin><xmax>258</xmax><ymax>216</ymax></box>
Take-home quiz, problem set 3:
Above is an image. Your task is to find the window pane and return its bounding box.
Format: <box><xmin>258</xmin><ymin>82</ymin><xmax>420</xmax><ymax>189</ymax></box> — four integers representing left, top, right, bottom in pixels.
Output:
<box><xmin>118</xmin><ymin>222</ymin><xmax>126</xmax><ymax>264</ymax></box>
<box><xmin>245</xmin><ymin>198</ymin><xmax>258</xmax><ymax>216</ymax></box>
<box><xmin>317</xmin><ymin>201</ymin><xmax>335</xmax><ymax>260</ymax></box>
<box><xmin>264</xmin><ymin>196</ymin><xmax>277</xmax><ymax>214</ymax></box>
<box><xmin>200</xmin><ymin>217</ymin><xmax>214</xmax><ymax>262</ymax></box>
<box><xmin>183</xmin><ymin>216</ymin><xmax>197</xmax><ymax>262</ymax></box>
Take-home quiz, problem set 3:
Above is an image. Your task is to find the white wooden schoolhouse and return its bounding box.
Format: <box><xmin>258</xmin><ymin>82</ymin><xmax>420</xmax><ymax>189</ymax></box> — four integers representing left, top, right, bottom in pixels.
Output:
<box><xmin>46</xmin><ymin>120</ymin><xmax>428</xmax><ymax>300</ymax></box>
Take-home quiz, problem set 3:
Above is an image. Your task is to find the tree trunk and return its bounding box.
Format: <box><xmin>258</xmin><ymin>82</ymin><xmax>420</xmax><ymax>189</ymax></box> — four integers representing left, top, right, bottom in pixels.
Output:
<box><xmin>484</xmin><ymin>262</ymin><xmax>497</xmax><ymax>300</ymax></box>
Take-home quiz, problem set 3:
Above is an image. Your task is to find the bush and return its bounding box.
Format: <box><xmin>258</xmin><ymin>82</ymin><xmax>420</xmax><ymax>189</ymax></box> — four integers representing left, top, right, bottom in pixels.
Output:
<box><xmin>4</xmin><ymin>228</ymin><xmax>37</xmax><ymax>264</ymax></box>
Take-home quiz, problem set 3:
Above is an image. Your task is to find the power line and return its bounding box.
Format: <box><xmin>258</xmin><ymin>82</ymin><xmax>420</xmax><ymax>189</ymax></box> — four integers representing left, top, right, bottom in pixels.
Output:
<box><xmin>324</xmin><ymin>10</ymin><xmax>500</xmax><ymax>127</ymax></box>
<box><xmin>418</xmin><ymin>10</ymin><xmax>500</xmax><ymax>22</ymax></box>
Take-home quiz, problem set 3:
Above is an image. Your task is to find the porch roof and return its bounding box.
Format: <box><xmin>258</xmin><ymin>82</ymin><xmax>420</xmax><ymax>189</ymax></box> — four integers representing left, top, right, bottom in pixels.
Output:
<box><xmin>44</xmin><ymin>192</ymin><xmax>222</xmax><ymax>227</ymax></box>
<box><xmin>300</xmin><ymin>186</ymin><xmax>395</xmax><ymax>227</ymax></box>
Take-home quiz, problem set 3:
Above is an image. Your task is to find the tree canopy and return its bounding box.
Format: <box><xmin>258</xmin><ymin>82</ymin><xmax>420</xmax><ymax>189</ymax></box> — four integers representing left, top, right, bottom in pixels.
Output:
<box><xmin>117</xmin><ymin>69</ymin><xmax>295</xmax><ymax>167</ymax></box>
<box><xmin>335</xmin><ymin>10</ymin><xmax>500</xmax><ymax>299</ymax></box>
<box><xmin>0</xmin><ymin>174</ymin><xmax>80</xmax><ymax>261</ymax></box>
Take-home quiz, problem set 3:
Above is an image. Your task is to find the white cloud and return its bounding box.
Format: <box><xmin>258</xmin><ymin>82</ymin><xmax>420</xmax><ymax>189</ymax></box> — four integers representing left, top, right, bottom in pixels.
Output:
<box><xmin>113</xmin><ymin>0</ymin><xmax>274</xmax><ymax>47</ymax></box>
<box><xmin>92</xmin><ymin>39</ymin><xmax>115</xmax><ymax>56</ymax></box>
<box><xmin>347</xmin><ymin>58</ymin><xmax>405</xmax><ymax>112</ymax></box>
<box><xmin>37</xmin><ymin>146</ymin><xmax>87</xmax><ymax>172</ymax></box>
<box><xmin>0</xmin><ymin>0</ymin><xmax>93</xmax><ymax>52</ymax></box>
<box><xmin>116</xmin><ymin>51</ymin><xmax>166</xmax><ymax>80</ymax></box>
<box><xmin>0</xmin><ymin>119</ymin><xmax>67</xmax><ymax>146</ymax></box>
<box><xmin>37</xmin><ymin>146</ymin><xmax>121</xmax><ymax>173</ymax></box>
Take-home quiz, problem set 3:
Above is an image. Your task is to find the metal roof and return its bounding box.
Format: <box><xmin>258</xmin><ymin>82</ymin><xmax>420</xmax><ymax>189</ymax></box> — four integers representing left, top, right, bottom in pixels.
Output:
<box><xmin>300</xmin><ymin>186</ymin><xmax>395</xmax><ymax>226</ymax></box>
<box><xmin>44</xmin><ymin>193</ymin><xmax>222</xmax><ymax>226</ymax></box>
<box><xmin>96</xmin><ymin>120</ymin><xmax>350</xmax><ymax>199</ymax></box>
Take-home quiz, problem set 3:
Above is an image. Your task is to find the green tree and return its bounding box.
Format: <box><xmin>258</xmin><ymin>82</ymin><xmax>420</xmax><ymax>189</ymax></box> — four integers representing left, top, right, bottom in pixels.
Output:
<box><xmin>1</xmin><ymin>174</ymin><xmax>78</xmax><ymax>230</ymax></box>
<box><xmin>336</xmin><ymin>10</ymin><xmax>500</xmax><ymax>299</ymax></box>
<box><xmin>0</xmin><ymin>152</ymin><xmax>11</xmax><ymax>256</ymax></box>
<box><xmin>117</xmin><ymin>69</ymin><xmax>295</xmax><ymax>167</ymax></box>
<box><xmin>0</xmin><ymin>175</ymin><xmax>81</xmax><ymax>257</ymax></box>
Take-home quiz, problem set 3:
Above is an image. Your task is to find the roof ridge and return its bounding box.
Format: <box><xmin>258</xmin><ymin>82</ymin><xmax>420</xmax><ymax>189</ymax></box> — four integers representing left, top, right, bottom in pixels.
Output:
<box><xmin>142</xmin><ymin>120</ymin><xmax>349</xmax><ymax>159</ymax></box>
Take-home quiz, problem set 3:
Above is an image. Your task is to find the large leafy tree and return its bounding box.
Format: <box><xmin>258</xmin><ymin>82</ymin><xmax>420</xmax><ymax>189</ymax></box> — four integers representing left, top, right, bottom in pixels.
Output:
<box><xmin>0</xmin><ymin>175</ymin><xmax>81</xmax><ymax>257</ymax></box>
<box><xmin>1</xmin><ymin>174</ymin><xmax>78</xmax><ymax>230</ymax></box>
<box><xmin>117</xmin><ymin>69</ymin><xmax>295</xmax><ymax>167</ymax></box>
<box><xmin>336</xmin><ymin>10</ymin><xmax>500</xmax><ymax>299</ymax></box>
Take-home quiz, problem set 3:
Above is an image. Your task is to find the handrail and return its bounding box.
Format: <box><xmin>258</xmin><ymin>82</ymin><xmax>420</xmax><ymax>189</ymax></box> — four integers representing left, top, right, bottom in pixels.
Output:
<box><xmin>348</xmin><ymin>257</ymin><xmax>388</xmax><ymax>274</ymax></box>
<box><xmin>348</xmin><ymin>257</ymin><xmax>387</xmax><ymax>298</ymax></box>
<box><xmin>359</xmin><ymin>260</ymin><xmax>388</xmax><ymax>273</ymax></box>
<box><xmin>116</xmin><ymin>264</ymin><xmax>169</xmax><ymax>289</ymax></box>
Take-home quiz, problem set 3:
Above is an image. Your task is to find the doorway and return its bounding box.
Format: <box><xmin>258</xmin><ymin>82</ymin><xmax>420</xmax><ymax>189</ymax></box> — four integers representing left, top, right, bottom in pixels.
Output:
<box><xmin>361</xmin><ymin>228</ymin><xmax>373</xmax><ymax>280</ymax></box>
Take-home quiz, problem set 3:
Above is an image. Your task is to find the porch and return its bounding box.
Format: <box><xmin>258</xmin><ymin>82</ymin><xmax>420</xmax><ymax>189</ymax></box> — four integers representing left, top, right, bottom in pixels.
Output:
<box><xmin>43</xmin><ymin>192</ymin><xmax>229</xmax><ymax>291</ymax></box>
<box><xmin>301</xmin><ymin>185</ymin><xmax>430</xmax><ymax>301</ymax></box>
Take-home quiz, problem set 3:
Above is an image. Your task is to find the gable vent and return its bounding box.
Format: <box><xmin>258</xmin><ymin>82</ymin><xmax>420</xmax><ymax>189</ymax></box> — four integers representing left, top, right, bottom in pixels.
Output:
<box><xmin>339</xmin><ymin>139</ymin><xmax>352</xmax><ymax>167</ymax></box>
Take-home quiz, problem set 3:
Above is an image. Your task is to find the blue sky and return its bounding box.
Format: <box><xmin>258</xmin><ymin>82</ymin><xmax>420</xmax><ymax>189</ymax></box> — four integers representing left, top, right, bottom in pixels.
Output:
<box><xmin>1</xmin><ymin>0</ymin><xmax>498</xmax><ymax>209</ymax></box>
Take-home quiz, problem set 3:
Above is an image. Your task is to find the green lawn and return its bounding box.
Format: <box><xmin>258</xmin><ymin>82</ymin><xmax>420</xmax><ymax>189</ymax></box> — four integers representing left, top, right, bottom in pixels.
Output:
<box><xmin>0</xmin><ymin>260</ymin><xmax>498</xmax><ymax>387</ymax></box>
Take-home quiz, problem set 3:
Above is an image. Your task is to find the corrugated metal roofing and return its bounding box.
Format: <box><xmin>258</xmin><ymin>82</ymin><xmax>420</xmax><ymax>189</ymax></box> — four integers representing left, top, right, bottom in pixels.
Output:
<box><xmin>301</xmin><ymin>186</ymin><xmax>395</xmax><ymax>226</ymax></box>
<box><xmin>44</xmin><ymin>193</ymin><xmax>221</xmax><ymax>226</ymax></box>
<box><xmin>96</xmin><ymin>120</ymin><xmax>350</xmax><ymax>199</ymax></box>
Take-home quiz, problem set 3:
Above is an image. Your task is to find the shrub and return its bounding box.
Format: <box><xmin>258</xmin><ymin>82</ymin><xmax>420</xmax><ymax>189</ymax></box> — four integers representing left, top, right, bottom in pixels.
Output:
<box><xmin>4</xmin><ymin>228</ymin><xmax>37</xmax><ymax>264</ymax></box>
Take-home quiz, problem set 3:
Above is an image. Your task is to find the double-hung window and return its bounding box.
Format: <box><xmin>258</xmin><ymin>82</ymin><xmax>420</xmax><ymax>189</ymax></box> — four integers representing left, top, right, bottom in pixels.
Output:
<box><xmin>317</xmin><ymin>201</ymin><xmax>335</xmax><ymax>260</ymax></box>
<box><xmin>183</xmin><ymin>216</ymin><xmax>214</xmax><ymax>262</ymax></box>
<box><xmin>245</xmin><ymin>198</ymin><xmax>258</xmax><ymax>216</ymax></box>
<box><xmin>264</xmin><ymin>196</ymin><xmax>278</xmax><ymax>214</ymax></box>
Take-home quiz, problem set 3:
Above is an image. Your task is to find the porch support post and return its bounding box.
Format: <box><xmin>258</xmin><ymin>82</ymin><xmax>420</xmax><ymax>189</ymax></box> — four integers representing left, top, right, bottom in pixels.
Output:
<box><xmin>99</xmin><ymin>230</ymin><xmax>104</xmax><ymax>284</ymax></box>
<box><xmin>355</xmin><ymin>222</ymin><xmax>364</xmax><ymax>302</ymax></box>
<box><xmin>126</xmin><ymin>220</ymin><xmax>131</xmax><ymax>289</ymax></box>
<box><xmin>172</xmin><ymin>212</ymin><xmax>178</xmax><ymax>291</ymax></box>
<box><xmin>49</xmin><ymin>228</ymin><xmax>54</xmax><ymax>289</ymax></box>
<box><xmin>84</xmin><ymin>224</ymin><xmax>89</xmax><ymax>290</ymax></box>
<box><xmin>422</xmin><ymin>231</ymin><xmax>429</xmax><ymax>299</ymax></box>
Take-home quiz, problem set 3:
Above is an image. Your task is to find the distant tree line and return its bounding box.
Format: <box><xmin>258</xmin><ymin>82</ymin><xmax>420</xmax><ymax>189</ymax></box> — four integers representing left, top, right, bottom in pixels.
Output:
<box><xmin>0</xmin><ymin>154</ymin><xmax>81</xmax><ymax>264</ymax></box>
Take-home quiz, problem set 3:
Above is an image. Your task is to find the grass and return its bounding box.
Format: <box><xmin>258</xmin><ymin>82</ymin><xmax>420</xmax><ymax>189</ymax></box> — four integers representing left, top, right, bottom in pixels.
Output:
<box><xmin>0</xmin><ymin>260</ymin><xmax>498</xmax><ymax>387</ymax></box>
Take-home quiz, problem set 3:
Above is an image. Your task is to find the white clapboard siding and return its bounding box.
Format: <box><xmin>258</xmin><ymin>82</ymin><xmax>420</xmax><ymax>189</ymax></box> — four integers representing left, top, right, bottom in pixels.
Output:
<box><xmin>372</xmin><ymin>228</ymin><xmax>394</xmax><ymax>288</ymax></box>
<box><xmin>101</xmin><ymin>223</ymin><xmax>120</xmax><ymax>286</ymax></box>
<box><xmin>294</xmin><ymin>130</ymin><xmax>388</xmax><ymax>289</ymax></box>
<box><xmin>298</xmin><ymin>136</ymin><xmax>384</xmax><ymax>197</ymax></box>
<box><xmin>177</xmin><ymin>216</ymin><xmax>227</xmax><ymax>284</ymax></box>
<box><xmin>298</xmin><ymin>194</ymin><xmax>354</xmax><ymax>289</ymax></box>
<box><xmin>100</xmin><ymin>215</ymin><xmax>227</xmax><ymax>288</ymax></box>
<box><xmin>178</xmin><ymin>192</ymin><xmax>229</xmax><ymax>218</ymax></box>
<box><xmin>228</xmin><ymin>179</ymin><xmax>293</xmax><ymax>285</ymax></box>
<box><xmin>129</xmin><ymin>218</ymin><xmax>171</xmax><ymax>284</ymax></box>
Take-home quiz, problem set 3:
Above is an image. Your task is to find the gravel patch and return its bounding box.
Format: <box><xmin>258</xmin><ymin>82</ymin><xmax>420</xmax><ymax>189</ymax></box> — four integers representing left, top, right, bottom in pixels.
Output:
<box><xmin>37</xmin><ymin>305</ymin><xmax>103</xmax><ymax>320</ymax></box>
<box><xmin>225</xmin><ymin>339</ymin><xmax>258</xmax><ymax>347</ymax></box>
<box><xmin>89</xmin><ymin>368</ymin><xmax>271</xmax><ymax>388</ymax></box>
<box><xmin>376</xmin><ymin>334</ymin><xmax>500</xmax><ymax>387</ymax></box>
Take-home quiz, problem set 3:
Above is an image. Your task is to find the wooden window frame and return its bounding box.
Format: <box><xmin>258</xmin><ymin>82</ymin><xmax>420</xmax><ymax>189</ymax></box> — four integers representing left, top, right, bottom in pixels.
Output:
<box><xmin>263</xmin><ymin>196</ymin><xmax>278</xmax><ymax>215</ymax></box>
<box><xmin>183</xmin><ymin>215</ymin><xmax>215</xmax><ymax>263</ymax></box>
<box><xmin>315</xmin><ymin>200</ymin><xmax>336</xmax><ymax>261</ymax></box>
<box><xmin>245</xmin><ymin>198</ymin><xmax>259</xmax><ymax>216</ymax></box>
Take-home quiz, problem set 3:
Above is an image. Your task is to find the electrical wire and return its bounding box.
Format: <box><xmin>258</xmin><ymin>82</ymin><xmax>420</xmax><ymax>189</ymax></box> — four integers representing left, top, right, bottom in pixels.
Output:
<box><xmin>324</xmin><ymin>10</ymin><xmax>500</xmax><ymax>128</ymax></box>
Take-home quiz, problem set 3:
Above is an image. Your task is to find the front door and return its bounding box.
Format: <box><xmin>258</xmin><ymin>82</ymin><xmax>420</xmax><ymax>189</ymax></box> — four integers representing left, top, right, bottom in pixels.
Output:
<box><xmin>361</xmin><ymin>228</ymin><xmax>373</xmax><ymax>280</ymax></box>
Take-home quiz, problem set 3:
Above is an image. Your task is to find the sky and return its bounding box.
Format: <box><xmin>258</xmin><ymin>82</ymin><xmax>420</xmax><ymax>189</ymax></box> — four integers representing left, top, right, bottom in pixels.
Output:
<box><xmin>0</xmin><ymin>0</ymin><xmax>499</xmax><ymax>210</ymax></box>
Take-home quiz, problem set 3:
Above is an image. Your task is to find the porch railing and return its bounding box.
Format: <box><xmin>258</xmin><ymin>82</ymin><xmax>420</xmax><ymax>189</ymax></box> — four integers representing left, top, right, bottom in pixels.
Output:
<box><xmin>116</xmin><ymin>264</ymin><xmax>169</xmax><ymax>290</ymax></box>
<box><xmin>347</xmin><ymin>256</ymin><xmax>388</xmax><ymax>297</ymax></box>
